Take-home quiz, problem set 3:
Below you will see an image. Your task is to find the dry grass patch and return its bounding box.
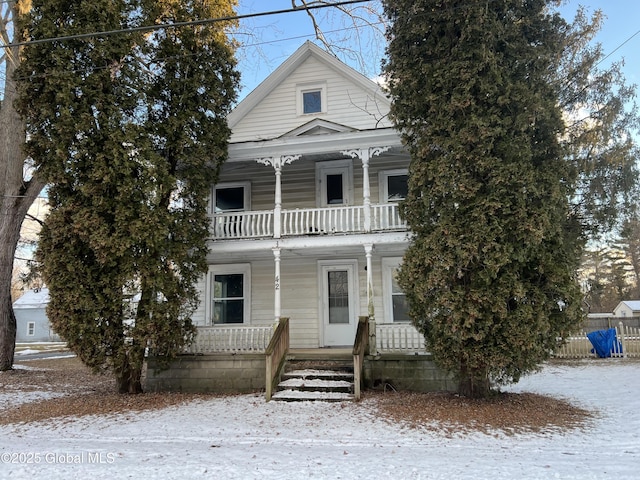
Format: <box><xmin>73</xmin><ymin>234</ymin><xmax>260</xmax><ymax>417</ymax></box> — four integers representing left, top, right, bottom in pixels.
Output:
<box><xmin>370</xmin><ymin>390</ymin><xmax>594</xmax><ymax>436</ymax></box>
<box><xmin>3</xmin><ymin>357</ymin><xmax>595</xmax><ymax>435</ymax></box>
<box><xmin>1</xmin><ymin>357</ymin><xmax>218</xmax><ymax>426</ymax></box>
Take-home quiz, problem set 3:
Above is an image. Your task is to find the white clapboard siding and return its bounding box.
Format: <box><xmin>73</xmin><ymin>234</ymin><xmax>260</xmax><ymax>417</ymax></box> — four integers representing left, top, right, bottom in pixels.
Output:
<box><xmin>191</xmin><ymin>275</ymin><xmax>208</xmax><ymax>327</ymax></box>
<box><xmin>231</xmin><ymin>55</ymin><xmax>391</xmax><ymax>143</ymax></box>
<box><xmin>279</xmin><ymin>258</ymin><xmax>322</xmax><ymax>348</ymax></box>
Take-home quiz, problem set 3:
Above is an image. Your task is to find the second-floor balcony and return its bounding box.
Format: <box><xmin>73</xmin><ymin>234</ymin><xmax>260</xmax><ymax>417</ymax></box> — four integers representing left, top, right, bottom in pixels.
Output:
<box><xmin>212</xmin><ymin>203</ymin><xmax>406</xmax><ymax>240</ymax></box>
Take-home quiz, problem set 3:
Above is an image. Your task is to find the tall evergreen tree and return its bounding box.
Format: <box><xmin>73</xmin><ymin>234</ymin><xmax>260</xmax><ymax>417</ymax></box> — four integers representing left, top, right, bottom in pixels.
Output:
<box><xmin>383</xmin><ymin>0</ymin><xmax>584</xmax><ymax>397</ymax></box>
<box><xmin>16</xmin><ymin>0</ymin><xmax>238</xmax><ymax>392</ymax></box>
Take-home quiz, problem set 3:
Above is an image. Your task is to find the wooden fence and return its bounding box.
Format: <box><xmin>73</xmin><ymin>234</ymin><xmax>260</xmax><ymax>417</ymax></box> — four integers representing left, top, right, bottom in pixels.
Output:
<box><xmin>553</xmin><ymin>323</ymin><xmax>640</xmax><ymax>359</ymax></box>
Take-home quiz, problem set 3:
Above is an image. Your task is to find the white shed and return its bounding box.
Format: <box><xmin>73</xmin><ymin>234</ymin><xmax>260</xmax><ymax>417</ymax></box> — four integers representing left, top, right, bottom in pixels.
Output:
<box><xmin>13</xmin><ymin>288</ymin><xmax>60</xmax><ymax>342</ymax></box>
<box><xmin>613</xmin><ymin>300</ymin><xmax>640</xmax><ymax>318</ymax></box>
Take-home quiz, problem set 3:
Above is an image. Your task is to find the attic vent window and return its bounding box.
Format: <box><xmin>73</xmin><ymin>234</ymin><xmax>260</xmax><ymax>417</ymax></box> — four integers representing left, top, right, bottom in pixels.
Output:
<box><xmin>297</xmin><ymin>82</ymin><xmax>327</xmax><ymax>116</ymax></box>
<box><xmin>303</xmin><ymin>90</ymin><xmax>322</xmax><ymax>114</ymax></box>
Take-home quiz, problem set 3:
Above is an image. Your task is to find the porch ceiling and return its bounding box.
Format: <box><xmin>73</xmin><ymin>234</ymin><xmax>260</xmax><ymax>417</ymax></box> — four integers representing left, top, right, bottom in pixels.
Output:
<box><xmin>207</xmin><ymin>232</ymin><xmax>408</xmax><ymax>262</ymax></box>
<box><xmin>227</xmin><ymin>128</ymin><xmax>405</xmax><ymax>163</ymax></box>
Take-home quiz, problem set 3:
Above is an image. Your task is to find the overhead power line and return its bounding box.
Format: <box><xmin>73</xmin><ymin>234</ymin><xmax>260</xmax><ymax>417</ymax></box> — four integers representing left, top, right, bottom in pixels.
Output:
<box><xmin>1</xmin><ymin>0</ymin><xmax>371</xmax><ymax>49</ymax></box>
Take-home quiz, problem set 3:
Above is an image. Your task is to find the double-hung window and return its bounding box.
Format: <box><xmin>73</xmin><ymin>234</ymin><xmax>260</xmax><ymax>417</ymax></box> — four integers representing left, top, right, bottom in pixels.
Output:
<box><xmin>208</xmin><ymin>264</ymin><xmax>251</xmax><ymax>325</ymax></box>
<box><xmin>382</xmin><ymin>258</ymin><xmax>410</xmax><ymax>323</ymax></box>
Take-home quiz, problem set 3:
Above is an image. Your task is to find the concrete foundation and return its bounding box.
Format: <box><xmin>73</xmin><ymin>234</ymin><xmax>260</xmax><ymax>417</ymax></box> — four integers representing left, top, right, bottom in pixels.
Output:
<box><xmin>145</xmin><ymin>352</ymin><xmax>454</xmax><ymax>394</ymax></box>
<box><xmin>364</xmin><ymin>353</ymin><xmax>456</xmax><ymax>393</ymax></box>
<box><xmin>145</xmin><ymin>354</ymin><xmax>266</xmax><ymax>393</ymax></box>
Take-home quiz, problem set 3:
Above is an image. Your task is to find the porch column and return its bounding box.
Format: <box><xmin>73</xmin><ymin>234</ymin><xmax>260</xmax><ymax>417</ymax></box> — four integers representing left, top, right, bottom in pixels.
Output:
<box><xmin>257</xmin><ymin>155</ymin><xmax>301</xmax><ymax>239</ymax></box>
<box><xmin>341</xmin><ymin>147</ymin><xmax>390</xmax><ymax>232</ymax></box>
<box><xmin>364</xmin><ymin>243</ymin><xmax>374</xmax><ymax>317</ymax></box>
<box><xmin>273</xmin><ymin>246</ymin><xmax>281</xmax><ymax>321</ymax></box>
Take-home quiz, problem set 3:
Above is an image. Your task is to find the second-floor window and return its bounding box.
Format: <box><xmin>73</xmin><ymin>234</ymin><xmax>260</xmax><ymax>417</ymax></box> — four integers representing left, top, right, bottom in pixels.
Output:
<box><xmin>213</xmin><ymin>182</ymin><xmax>250</xmax><ymax>213</ymax></box>
<box><xmin>380</xmin><ymin>169</ymin><xmax>408</xmax><ymax>203</ymax></box>
<box><xmin>316</xmin><ymin>160</ymin><xmax>353</xmax><ymax>207</ymax></box>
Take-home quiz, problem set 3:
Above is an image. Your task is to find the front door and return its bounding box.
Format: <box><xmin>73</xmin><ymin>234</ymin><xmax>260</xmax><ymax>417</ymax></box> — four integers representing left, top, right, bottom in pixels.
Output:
<box><xmin>320</xmin><ymin>262</ymin><xmax>359</xmax><ymax>347</ymax></box>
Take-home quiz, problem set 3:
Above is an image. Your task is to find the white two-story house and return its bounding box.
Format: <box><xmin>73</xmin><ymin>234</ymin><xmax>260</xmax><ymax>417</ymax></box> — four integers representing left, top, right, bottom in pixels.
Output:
<box><xmin>190</xmin><ymin>41</ymin><xmax>411</xmax><ymax>349</ymax></box>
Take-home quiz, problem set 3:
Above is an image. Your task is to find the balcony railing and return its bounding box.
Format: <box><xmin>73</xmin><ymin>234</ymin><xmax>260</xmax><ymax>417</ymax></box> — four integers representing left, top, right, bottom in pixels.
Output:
<box><xmin>282</xmin><ymin>206</ymin><xmax>364</xmax><ymax>235</ymax></box>
<box><xmin>212</xmin><ymin>210</ymin><xmax>274</xmax><ymax>239</ymax></box>
<box><xmin>211</xmin><ymin>204</ymin><xmax>406</xmax><ymax>240</ymax></box>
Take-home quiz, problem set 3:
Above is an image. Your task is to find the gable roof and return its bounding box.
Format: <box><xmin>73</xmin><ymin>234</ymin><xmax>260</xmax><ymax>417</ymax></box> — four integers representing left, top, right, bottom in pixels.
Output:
<box><xmin>13</xmin><ymin>288</ymin><xmax>50</xmax><ymax>309</ymax></box>
<box><xmin>617</xmin><ymin>300</ymin><xmax>640</xmax><ymax>312</ymax></box>
<box><xmin>228</xmin><ymin>41</ymin><xmax>390</xmax><ymax>130</ymax></box>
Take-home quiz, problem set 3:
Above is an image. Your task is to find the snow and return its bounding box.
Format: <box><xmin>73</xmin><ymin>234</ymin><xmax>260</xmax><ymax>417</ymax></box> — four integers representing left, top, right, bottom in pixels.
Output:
<box><xmin>1</xmin><ymin>360</ymin><xmax>639</xmax><ymax>479</ymax></box>
<box><xmin>14</xmin><ymin>349</ymin><xmax>42</xmax><ymax>356</ymax></box>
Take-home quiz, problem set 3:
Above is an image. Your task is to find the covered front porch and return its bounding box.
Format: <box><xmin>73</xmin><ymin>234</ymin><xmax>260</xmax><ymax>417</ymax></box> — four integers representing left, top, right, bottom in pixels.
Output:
<box><xmin>144</xmin><ymin>317</ymin><xmax>454</xmax><ymax>399</ymax></box>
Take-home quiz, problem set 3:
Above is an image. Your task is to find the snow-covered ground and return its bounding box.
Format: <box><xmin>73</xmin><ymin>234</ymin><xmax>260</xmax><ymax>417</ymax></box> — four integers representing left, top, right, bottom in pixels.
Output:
<box><xmin>1</xmin><ymin>360</ymin><xmax>638</xmax><ymax>480</ymax></box>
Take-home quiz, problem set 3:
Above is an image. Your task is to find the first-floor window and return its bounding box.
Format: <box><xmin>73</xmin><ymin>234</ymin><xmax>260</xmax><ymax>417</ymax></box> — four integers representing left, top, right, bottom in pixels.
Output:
<box><xmin>390</xmin><ymin>271</ymin><xmax>410</xmax><ymax>322</ymax></box>
<box><xmin>27</xmin><ymin>322</ymin><xmax>35</xmax><ymax>336</ymax></box>
<box><xmin>209</xmin><ymin>264</ymin><xmax>251</xmax><ymax>325</ymax></box>
<box><xmin>213</xmin><ymin>274</ymin><xmax>244</xmax><ymax>324</ymax></box>
<box><xmin>382</xmin><ymin>257</ymin><xmax>410</xmax><ymax>323</ymax></box>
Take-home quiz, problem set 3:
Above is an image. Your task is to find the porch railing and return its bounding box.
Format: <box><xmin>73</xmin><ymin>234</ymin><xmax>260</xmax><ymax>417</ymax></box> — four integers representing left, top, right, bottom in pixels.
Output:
<box><xmin>282</xmin><ymin>206</ymin><xmax>364</xmax><ymax>235</ymax></box>
<box><xmin>212</xmin><ymin>210</ymin><xmax>274</xmax><ymax>239</ymax></box>
<box><xmin>371</xmin><ymin>203</ymin><xmax>405</xmax><ymax>231</ymax></box>
<box><xmin>352</xmin><ymin>316</ymin><xmax>370</xmax><ymax>401</ymax></box>
<box><xmin>185</xmin><ymin>325</ymin><xmax>274</xmax><ymax>354</ymax></box>
<box><xmin>265</xmin><ymin>317</ymin><xmax>290</xmax><ymax>401</ymax></box>
<box><xmin>211</xmin><ymin>204</ymin><xmax>405</xmax><ymax>240</ymax></box>
<box><xmin>376</xmin><ymin>322</ymin><xmax>427</xmax><ymax>354</ymax></box>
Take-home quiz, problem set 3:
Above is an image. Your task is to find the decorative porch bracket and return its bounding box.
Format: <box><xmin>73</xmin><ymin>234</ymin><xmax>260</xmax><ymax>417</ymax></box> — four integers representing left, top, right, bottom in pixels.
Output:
<box><xmin>341</xmin><ymin>146</ymin><xmax>390</xmax><ymax>232</ymax></box>
<box><xmin>257</xmin><ymin>155</ymin><xmax>301</xmax><ymax>239</ymax></box>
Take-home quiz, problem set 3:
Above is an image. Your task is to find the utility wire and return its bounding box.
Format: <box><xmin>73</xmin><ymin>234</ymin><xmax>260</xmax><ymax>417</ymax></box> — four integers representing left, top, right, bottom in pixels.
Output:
<box><xmin>1</xmin><ymin>0</ymin><xmax>371</xmax><ymax>49</ymax></box>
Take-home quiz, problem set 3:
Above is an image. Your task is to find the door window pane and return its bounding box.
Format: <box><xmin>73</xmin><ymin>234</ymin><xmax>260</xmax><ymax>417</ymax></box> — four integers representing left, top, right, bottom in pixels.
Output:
<box><xmin>326</xmin><ymin>174</ymin><xmax>344</xmax><ymax>205</ymax></box>
<box><xmin>328</xmin><ymin>270</ymin><xmax>349</xmax><ymax>324</ymax></box>
<box><xmin>213</xmin><ymin>274</ymin><xmax>244</xmax><ymax>324</ymax></box>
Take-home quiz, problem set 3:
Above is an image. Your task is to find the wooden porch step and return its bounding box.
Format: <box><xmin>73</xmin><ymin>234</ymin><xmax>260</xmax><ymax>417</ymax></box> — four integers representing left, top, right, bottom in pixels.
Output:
<box><xmin>271</xmin><ymin>389</ymin><xmax>355</xmax><ymax>402</ymax></box>
<box><xmin>272</xmin><ymin>363</ymin><xmax>356</xmax><ymax>402</ymax></box>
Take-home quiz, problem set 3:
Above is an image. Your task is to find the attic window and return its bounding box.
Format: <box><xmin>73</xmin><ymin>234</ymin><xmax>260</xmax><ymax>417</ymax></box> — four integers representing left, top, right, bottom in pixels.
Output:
<box><xmin>297</xmin><ymin>83</ymin><xmax>327</xmax><ymax>115</ymax></box>
<box><xmin>303</xmin><ymin>90</ymin><xmax>322</xmax><ymax>114</ymax></box>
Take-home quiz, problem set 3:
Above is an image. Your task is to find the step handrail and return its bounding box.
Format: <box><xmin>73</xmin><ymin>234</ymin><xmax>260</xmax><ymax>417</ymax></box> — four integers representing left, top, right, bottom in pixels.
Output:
<box><xmin>352</xmin><ymin>316</ymin><xmax>370</xmax><ymax>401</ymax></box>
<box><xmin>265</xmin><ymin>317</ymin><xmax>290</xmax><ymax>401</ymax></box>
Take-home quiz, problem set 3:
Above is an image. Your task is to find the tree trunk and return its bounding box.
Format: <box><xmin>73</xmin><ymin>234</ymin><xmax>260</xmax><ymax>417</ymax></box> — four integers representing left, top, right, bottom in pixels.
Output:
<box><xmin>116</xmin><ymin>348</ymin><xmax>144</xmax><ymax>394</ymax></box>
<box><xmin>0</xmin><ymin>191</ymin><xmax>44</xmax><ymax>371</ymax></box>
<box><xmin>0</xmin><ymin>290</ymin><xmax>17</xmax><ymax>371</ymax></box>
<box><xmin>457</xmin><ymin>364</ymin><xmax>492</xmax><ymax>399</ymax></box>
<box><xmin>0</xmin><ymin>8</ymin><xmax>47</xmax><ymax>370</ymax></box>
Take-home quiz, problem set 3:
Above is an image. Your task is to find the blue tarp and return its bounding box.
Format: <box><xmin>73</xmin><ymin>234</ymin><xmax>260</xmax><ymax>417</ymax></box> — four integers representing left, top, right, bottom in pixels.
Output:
<box><xmin>587</xmin><ymin>328</ymin><xmax>622</xmax><ymax>358</ymax></box>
